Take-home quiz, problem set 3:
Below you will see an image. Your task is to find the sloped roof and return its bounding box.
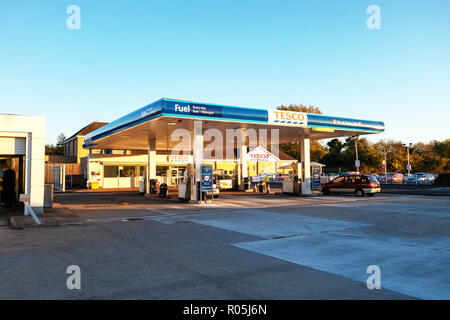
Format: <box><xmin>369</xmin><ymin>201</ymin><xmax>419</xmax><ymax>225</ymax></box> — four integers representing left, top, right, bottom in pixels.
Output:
<box><xmin>65</xmin><ymin>122</ymin><xmax>108</xmax><ymax>143</ymax></box>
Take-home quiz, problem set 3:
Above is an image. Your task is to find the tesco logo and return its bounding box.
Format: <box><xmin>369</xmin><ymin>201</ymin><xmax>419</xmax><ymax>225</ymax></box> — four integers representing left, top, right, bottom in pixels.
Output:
<box><xmin>250</xmin><ymin>154</ymin><xmax>269</xmax><ymax>159</ymax></box>
<box><xmin>273</xmin><ymin>110</ymin><xmax>305</xmax><ymax>121</ymax></box>
<box><xmin>174</xmin><ymin>104</ymin><xmax>190</xmax><ymax>113</ymax></box>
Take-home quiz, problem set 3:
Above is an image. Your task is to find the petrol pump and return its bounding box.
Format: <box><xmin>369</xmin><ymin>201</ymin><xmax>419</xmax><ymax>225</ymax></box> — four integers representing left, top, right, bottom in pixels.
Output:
<box><xmin>178</xmin><ymin>164</ymin><xmax>193</xmax><ymax>201</ymax></box>
<box><xmin>282</xmin><ymin>161</ymin><xmax>301</xmax><ymax>194</ymax></box>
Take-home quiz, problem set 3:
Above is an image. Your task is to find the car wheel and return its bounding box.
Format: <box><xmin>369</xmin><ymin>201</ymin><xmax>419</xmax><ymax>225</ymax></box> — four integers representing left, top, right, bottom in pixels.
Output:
<box><xmin>356</xmin><ymin>189</ymin><xmax>364</xmax><ymax>197</ymax></box>
<box><xmin>322</xmin><ymin>188</ymin><xmax>330</xmax><ymax>195</ymax></box>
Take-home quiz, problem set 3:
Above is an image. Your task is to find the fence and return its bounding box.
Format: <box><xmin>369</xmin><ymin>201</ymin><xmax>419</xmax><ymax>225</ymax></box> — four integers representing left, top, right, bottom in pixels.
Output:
<box><xmin>46</xmin><ymin>165</ymin><xmax>65</xmax><ymax>191</ymax></box>
<box><xmin>45</xmin><ymin>163</ymin><xmax>82</xmax><ymax>190</ymax></box>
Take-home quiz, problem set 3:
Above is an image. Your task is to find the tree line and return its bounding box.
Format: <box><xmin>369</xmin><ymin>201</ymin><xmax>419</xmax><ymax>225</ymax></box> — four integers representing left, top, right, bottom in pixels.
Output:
<box><xmin>278</xmin><ymin>104</ymin><xmax>449</xmax><ymax>174</ymax></box>
<box><xmin>45</xmin><ymin>133</ymin><xmax>66</xmax><ymax>155</ymax></box>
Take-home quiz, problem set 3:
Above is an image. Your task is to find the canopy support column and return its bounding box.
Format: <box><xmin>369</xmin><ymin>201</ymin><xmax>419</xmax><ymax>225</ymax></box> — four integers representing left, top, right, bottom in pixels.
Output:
<box><xmin>193</xmin><ymin>121</ymin><xmax>203</xmax><ymax>202</ymax></box>
<box><xmin>146</xmin><ymin>138</ymin><xmax>156</xmax><ymax>194</ymax></box>
<box><xmin>239</xmin><ymin>145</ymin><xmax>247</xmax><ymax>190</ymax></box>
<box><xmin>301</xmin><ymin>138</ymin><xmax>311</xmax><ymax>195</ymax></box>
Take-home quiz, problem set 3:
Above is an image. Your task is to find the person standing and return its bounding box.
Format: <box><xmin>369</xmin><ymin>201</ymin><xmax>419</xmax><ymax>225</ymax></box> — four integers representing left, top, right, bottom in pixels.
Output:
<box><xmin>1</xmin><ymin>167</ymin><xmax>16</xmax><ymax>208</ymax></box>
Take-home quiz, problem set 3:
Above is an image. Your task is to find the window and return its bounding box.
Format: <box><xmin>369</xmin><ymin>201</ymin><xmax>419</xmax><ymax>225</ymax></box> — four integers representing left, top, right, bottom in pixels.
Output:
<box><xmin>139</xmin><ymin>166</ymin><xmax>145</xmax><ymax>177</ymax></box>
<box><xmin>156</xmin><ymin>166</ymin><xmax>167</xmax><ymax>176</ymax></box>
<box><xmin>104</xmin><ymin>166</ymin><xmax>118</xmax><ymax>178</ymax></box>
<box><xmin>333</xmin><ymin>176</ymin><xmax>345</xmax><ymax>184</ymax></box>
<box><xmin>120</xmin><ymin>166</ymin><xmax>135</xmax><ymax>177</ymax></box>
<box><xmin>345</xmin><ymin>176</ymin><xmax>356</xmax><ymax>184</ymax></box>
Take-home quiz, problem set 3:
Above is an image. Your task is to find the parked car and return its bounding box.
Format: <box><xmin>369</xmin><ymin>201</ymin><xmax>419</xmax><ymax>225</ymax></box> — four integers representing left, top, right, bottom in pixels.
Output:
<box><xmin>403</xmin><ymin>173</ymin><xmax>415</xmax><ymax>184</ymax></box>
<box><xmin>416</xmin><ymin>173</ymin><xmax>436</xmax><ymax>185</ymax></box>
<box><xmin>321</xmin><ymin>174</ymin><xmax>381</xmax><ymax>197</ymax></box>
<box><xmin>378</xmin><ymin>173</ymin><xmax>404</xmax><ymax>184</ymax></box>
<box><xmin>404</xmin><ymin>173</ymin><xmax>435</xmax><ymax>185</ymax></box>
<box><xmin>214</xmin><ymin>174</ymin><xmax>233</xmax><ymax>190</ymax></box>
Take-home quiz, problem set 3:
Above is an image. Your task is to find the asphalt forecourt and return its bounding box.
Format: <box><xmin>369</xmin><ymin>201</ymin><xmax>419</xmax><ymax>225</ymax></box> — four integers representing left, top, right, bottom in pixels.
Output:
<box><xmin>1</xmin><ymin>192</ymin><xmax>448</xmax><ymax>300</ymax></box>
<box><xmin>380</xmin><ymin>184</ymin><xmax>450</xmax><ymax>196</ymax></box>
<box><xmin>52</xmin><ymin>190</ymin><xmax>411</xmax><ymax>222</ymax></box>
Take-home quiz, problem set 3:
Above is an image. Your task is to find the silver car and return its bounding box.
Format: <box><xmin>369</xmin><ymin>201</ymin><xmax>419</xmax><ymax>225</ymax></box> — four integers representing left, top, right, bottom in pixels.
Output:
<box><xmin>405</xmin><ymin>173</ymin><xmax>435</xmax><ymax>185</ymax></box>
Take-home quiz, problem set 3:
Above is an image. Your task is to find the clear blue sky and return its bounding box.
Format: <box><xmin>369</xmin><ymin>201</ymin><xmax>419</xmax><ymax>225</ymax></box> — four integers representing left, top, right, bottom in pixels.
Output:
<box><xmin>1</xmin><ymin>0</ymin><xmax>449</xmax><ymax>145</ymax></box>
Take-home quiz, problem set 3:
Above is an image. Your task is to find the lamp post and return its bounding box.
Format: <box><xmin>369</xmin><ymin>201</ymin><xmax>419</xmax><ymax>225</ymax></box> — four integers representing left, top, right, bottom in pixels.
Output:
<box><xmin>403</xmin><ymin>143</ymin><xmax>412</xmax><ymax>175</ymax></box>
<box><xmin>352</xmin><ymin>136</ymin><xmax>360</xmax><ymax>173</ymax></box>
<box><xmin>381</xmin><ymin>151</ymin><xmax>387</xmax><ymax>175</ymax></box>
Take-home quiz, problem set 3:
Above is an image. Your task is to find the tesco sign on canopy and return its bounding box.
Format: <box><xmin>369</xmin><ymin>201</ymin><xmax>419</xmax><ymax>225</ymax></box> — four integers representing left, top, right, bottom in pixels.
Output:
<box><xmin>268</xmin><ymin>110</ymin><xmax>307</xmax><ymax>127</ymax></box>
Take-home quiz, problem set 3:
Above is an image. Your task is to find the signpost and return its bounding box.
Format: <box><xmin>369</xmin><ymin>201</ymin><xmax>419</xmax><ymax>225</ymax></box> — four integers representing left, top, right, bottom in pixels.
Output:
<box><xmin>312</xmin><ymin>166</ymin><xmax>321</xmax><ymax>189</ymax></box>
<box><xmin>200</xmin><ymin>164</ymin><xmax>213</xmax><ymax>203</ymax></box>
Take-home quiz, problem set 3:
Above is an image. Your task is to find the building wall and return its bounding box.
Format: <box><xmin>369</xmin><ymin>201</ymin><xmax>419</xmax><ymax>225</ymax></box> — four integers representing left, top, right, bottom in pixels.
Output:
<box><xmin>85</xmin><ymin>153</ymin><xmax>297</xmax><ymax>188</ymax></box>
<box><xmin>0</xmin><ymin>114</ymin><xmax>45</xmax><ymax>214</ymax></box>
<box><xmin>76</xmin><ymin>137</ymin><xmax>90</xmax><ymax>162</ymax></box>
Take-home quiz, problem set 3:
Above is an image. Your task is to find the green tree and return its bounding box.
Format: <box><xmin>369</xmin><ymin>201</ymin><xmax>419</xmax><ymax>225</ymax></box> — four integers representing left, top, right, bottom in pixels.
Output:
<box><xmin>311</xmin><ymin>141</ymin><xmax>327</xmax><ymax>162</ymax></box>
<box><xmin>46</xmin><ymin>133</ymin><xmax>66</xmax><ymax>155</ymax></box>
<box><xmin>55</xmin><ymin>133</ymin><xmax>66</xmax><ymax>155</ymax></box>
<box><xmin>321</xmin><ymin>139</ymin><xmax>346</xmax><ymax>171</ymax></box>
<box><xmin>432</xmin><ymin>139</ymin><xmax>450</xmax><ymax>158</ymax></box>
<box><xmin>341</xmin><ymin>137</ymin><xmax>382</xmax><ymax>173</ymax></box>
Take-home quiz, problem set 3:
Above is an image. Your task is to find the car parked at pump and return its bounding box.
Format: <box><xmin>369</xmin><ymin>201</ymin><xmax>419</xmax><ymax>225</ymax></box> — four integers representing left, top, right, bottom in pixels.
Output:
<box><xmin>321</xmin><ymin>173</ymin><xmax>339</xmax><ymax>184</ymax></box>
<box><xmin>321</xmin><ymin>174</ymin><xmax>381</xmax><ymax>197</ymax></box>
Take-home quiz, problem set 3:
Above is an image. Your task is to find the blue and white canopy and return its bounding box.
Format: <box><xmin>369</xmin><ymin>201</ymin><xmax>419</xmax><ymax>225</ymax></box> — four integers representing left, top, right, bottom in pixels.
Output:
<box><xmin>84</xmin><ymin>98</ymin><xmax>384</xmax><ymax>150</ymax></box>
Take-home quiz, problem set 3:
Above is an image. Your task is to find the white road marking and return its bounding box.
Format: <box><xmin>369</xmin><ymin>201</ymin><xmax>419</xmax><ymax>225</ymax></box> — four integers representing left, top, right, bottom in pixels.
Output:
<box><xmin>145</xmin><ymin>208</ymin><xmax>171</xmax><ymax>215</ymax></box>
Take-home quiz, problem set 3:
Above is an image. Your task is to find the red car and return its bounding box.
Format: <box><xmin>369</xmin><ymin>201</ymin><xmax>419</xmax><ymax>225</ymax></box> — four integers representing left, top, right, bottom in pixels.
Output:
<box><xmin>378</xmin><ymin>173</ymin><xmax>404</xmax><ymax>184</ymax></box>
<box><xmin>321</xmin><ymin>174</ymin><xmax>381</xmax><ymax>197</ymax></box>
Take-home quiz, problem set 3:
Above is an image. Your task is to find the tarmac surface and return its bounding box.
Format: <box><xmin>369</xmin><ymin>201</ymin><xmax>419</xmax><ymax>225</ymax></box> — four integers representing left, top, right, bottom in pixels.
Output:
<box><xmin>0</xmin><ymin>191</ymin><xmax>449</xmax><ymax>299</ymax></box>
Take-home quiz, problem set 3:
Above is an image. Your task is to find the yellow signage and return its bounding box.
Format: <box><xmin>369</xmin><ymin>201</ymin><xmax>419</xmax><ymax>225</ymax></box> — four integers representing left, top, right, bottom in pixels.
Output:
<box><xmin>312</xmin><ymin>127</ymin><xmax>334</xmax><ymax>132</ymax></box>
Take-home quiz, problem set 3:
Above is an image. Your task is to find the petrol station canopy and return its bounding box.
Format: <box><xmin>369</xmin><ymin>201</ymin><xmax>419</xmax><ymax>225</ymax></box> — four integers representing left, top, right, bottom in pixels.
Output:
<box><xmin>83</xmin><ymin>98</ymin><xmax>385</xmax><ymax>151</ymax></box>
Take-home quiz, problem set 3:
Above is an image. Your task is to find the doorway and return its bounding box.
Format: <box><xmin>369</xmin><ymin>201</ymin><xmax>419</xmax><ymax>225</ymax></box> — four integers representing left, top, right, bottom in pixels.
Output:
<box><xmin>0</xmin><ymin>155</ymin><xmax>25</xmax><ymax>208</ymax></box>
